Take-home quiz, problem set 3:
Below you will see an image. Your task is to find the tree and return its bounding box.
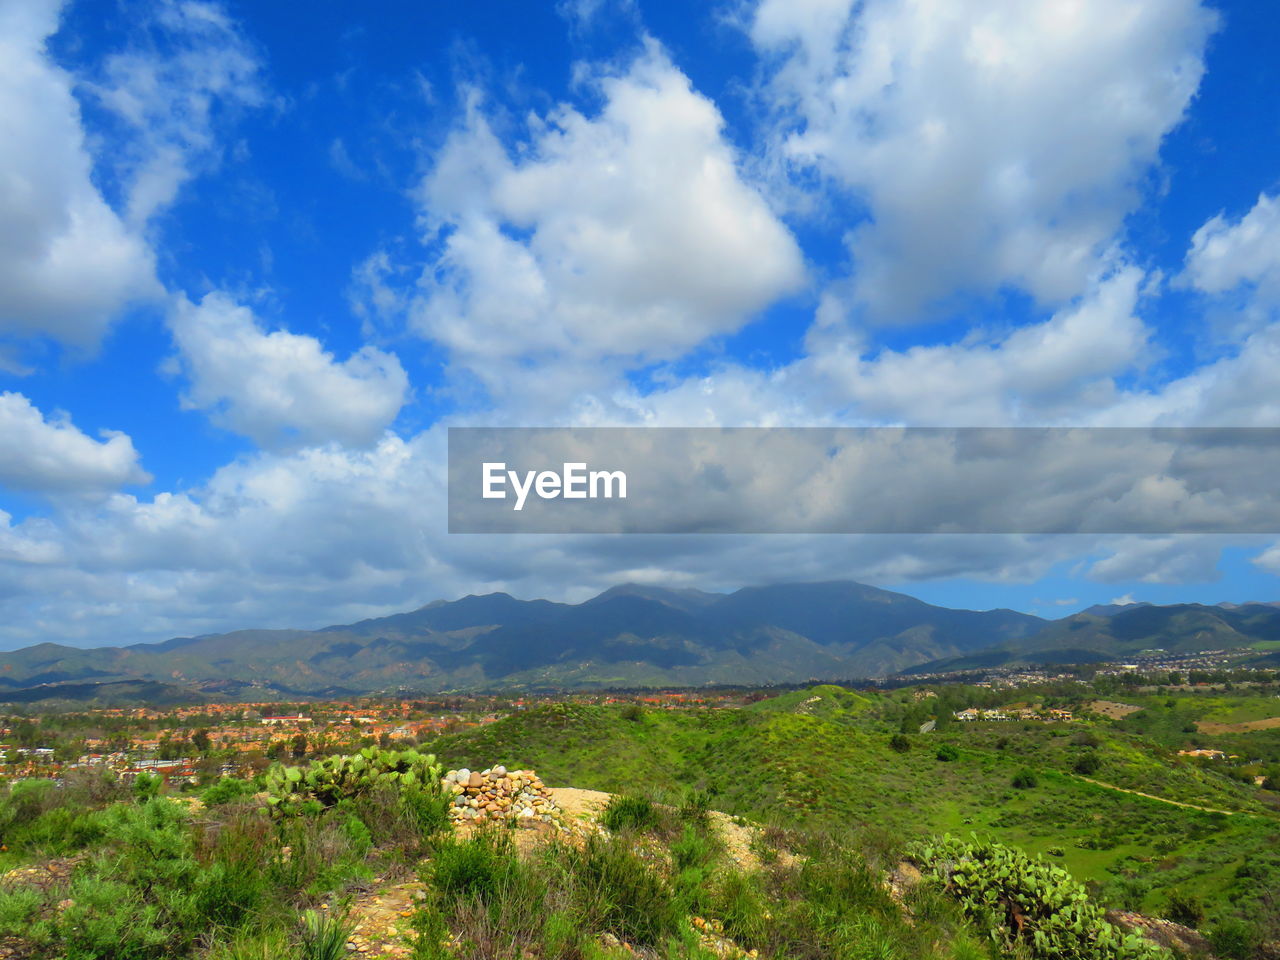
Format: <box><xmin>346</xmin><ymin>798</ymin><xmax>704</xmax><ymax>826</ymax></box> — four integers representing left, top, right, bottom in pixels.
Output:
<box><xmin>291</xmin><ymin>733</ymin><xmax>308</xmax><ymax>759</ymax></box>
<box><xmin>191</xmin><ymin>729</ymin><xmax>212</xmax><ymax>753</ymax></box>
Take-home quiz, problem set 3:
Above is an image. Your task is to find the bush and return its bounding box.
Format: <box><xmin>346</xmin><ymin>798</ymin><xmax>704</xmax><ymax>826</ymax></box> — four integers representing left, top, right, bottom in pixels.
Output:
<box><xmin>677</xmin><ymin>788</ymin><xmax>713</xmax><ymax>828</ymax></box>
<box><xmin>935</xmin><ymin>745</ymin><xmax>959</xmax><ymax>762</ymax></box>
<box><xmin>1166</xmin><ymin>888</ymin><xmax>1205</xmax><ymax>928</ymax></box>
<box><xmin>554</xmin><ymin>834</ymin><xmax>682</xmax><ymax>946</ymax></box>
<box><xmin>1011</xmin><ymin>769</ymin><xmax>1038</xmax><ymax>789</ymax></box>
<box><xmin>132</xmin><ymin>772</ymin><xmax>163</xmax><ymax>803</ymax></box>
<box><xmin>910</xmin><ymin>834</ymin><xmax>1163</xmax><ymax>959</ymax></box>
<box><xmin>202</xmin><ymin>777</ymin><xmax>256</xmax><ymax>806</ymax></box>
<box><xmin>299</xmin><ymin>908</ymin><xmax>355</xmax><ymax>960</ymax></box>
<box><xmin>600</xmin><ymin>794</ymin><xmax>660</xmax><ymax>833</ymax></box>
<box><xmin>428</xmin><ymin>830</ymin><xmax>521</xmax><ymax>903</ymax></box>
<box><xmin>1207</xmin><ymin>918</ymin><xmax>1260</xmax><ymax>960</ymax></box>
<box><xmin>1073</xmin><ymin>754</ymin><xmax>1102</xmax><ymax>776</ymax></box>
<box><xmin>889</xmin><ymin>734</ymin><xmax>911</xmax><ymax>753</ymax></box>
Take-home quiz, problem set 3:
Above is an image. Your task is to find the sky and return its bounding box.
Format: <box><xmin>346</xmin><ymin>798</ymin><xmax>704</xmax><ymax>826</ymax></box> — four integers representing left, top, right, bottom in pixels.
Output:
<box><xmin>1</xmin><ymin>0</ymin><xmax>1280</xmax><ymax>650</ymax></box>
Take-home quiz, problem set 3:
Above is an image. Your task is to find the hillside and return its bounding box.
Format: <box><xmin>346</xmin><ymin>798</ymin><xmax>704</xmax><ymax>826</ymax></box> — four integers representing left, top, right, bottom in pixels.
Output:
<box><xmin>0</xmin><ymin>737</ymin><xmax>1215</xmax><ymax>960</ymax></box>
<box><xmin>910</xmin><ymin>602</ymin><xmax>1280</xmax><ymax>673</ymax></box>
<box><xmin>0</xmin><ymin>581</ymin><xmax>1045</xmax><ymax>700</ymax></box>
<box><xmin>6</xmin><ymin>585</ymin><xmax>1280</xmax><ymax>703</ymax></box>
<box><xmin>428</xmin><ymin>685</ymin><xmax>1280</xmax><ymax>928</ymax></box>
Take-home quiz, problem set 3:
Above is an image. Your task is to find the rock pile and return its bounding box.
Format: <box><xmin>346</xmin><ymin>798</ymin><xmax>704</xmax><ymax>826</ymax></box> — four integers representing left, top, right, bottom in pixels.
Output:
<box><xmin>441</xmin><ymin>765</ymin><xmax>561</xmax><ymax>825</ymax></box>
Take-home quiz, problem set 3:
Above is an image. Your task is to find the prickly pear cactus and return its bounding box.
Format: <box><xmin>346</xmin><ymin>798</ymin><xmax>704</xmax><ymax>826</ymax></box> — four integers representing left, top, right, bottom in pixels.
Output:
<box><xmin>909</xmin><ymin>834</ymin><xmax>1165</xmax><ymax>960</ymax></box>
<box><xmin>264</xmin><ymin>746</ymin><xmax>443</xmax><ymax>815</ymax></box>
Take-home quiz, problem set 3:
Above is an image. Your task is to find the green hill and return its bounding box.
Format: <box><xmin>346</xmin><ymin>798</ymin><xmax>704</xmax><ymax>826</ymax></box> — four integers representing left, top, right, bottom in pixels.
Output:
<box><xmin>428</xmin><ymin>685</ymin><xmax>1280</xmax><ymax>922</ymax></box>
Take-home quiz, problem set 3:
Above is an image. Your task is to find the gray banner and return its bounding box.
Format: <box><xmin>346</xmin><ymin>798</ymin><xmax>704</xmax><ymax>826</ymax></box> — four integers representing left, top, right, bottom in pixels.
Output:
<box><xmin>447</xmin><ymin>427</ymin><xmax>1280</xmax><ymax>534</ymax></box>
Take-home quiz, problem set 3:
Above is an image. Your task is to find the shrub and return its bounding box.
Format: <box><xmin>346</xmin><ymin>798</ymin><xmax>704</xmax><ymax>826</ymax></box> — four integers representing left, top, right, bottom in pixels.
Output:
<box><xmin>1166</xmin><ymin>888</ymin><xmax>1204</xmax><ymax>928</ymax></box>
<box><xmin>202</xmin><ymin>777</ymin><xmax>256</xmax><ymax>806</ymax></box>
<box><xmin>428</xmin><ymin>829</ymin><xmax>521</xmax><ymax>903</ymax></box>
<box><xmin>910</xmin><ymin>834</ymin><xmax>1164</xmax><ymax>959</ymax></box>
<box><xmin>132</xmin><ymin>772</ymin><xmax>163</xmax><ymax>803</ymax></box>
<box><xmin>0</xmin><ymin>887</ymin><xmax>43</xmax><ymax>938</ymax></box>
<box><xmin>1073</xmin><ymin>754</ymin><xmax>1102</xmax><ymax>776</ymax></box>
<box><xmin>1011</xmin><ymin>769</ymin><xmax>1038</xmax><ymax>789</ymax></box>
<box><xmin>678</xmin><ymin>788</ymin><xmax>714</xmax><ymax>828</ymax></box>
<box><xmin>1104</xmin><ymin>875</ymin><xmax>1150</xmax><ymax>912</ymax></box>
<box><xmin>889</xmin><ymin>734</ymin><xmax>911</xmax><ymax>753</ymax></box>
<box><xmin>936</xmin><ymin>745</ymin><xmax>959</xmax><ymax>762</ymax></box>
<box><xmin>600</xmin><ymin>794</ymin><xmax>660</xmax><ymax>833</ymax></box>
<box><xmin>554</xmin><ymin>834</ymin><xmax>682</xmax><ymax>946</ymax></box>
<box><xmin>1207</xmin><ymin>918</ymin><xmax>1261</xmax><ymax>960</ymax></box>
<box><xmin>299</xmin><ymin>908</ymin><xmax>355</xmax><ymax>960</ymax></box>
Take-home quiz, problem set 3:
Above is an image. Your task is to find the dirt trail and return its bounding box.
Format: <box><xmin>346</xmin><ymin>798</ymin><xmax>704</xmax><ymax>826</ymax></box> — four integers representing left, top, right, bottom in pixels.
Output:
<box><xmin>342</xmin><ymin>784</ymin><xmax>766</xmax><ymax>957</ymax></box>
<box><xmin>1076</xmin><ymin>777</ymin><xmax>1240</xmax><ymax>815</ymax></box>
<box><xmin>336</xmin><ymin>877</ymin><xmax>423</xmax><ymax>959</ymax></box>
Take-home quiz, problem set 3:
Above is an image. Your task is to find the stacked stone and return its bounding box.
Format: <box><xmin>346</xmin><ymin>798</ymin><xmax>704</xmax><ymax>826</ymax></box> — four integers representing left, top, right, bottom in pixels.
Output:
<box><xmin>441</xmin><ymin>765</ymin><xmax>561</xmax><ymax>825</ymax></box>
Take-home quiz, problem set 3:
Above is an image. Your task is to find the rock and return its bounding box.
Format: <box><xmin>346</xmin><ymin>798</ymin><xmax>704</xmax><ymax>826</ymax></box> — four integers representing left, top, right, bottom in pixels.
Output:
<box><xmin>443</xmin><ymin>763</ymin><xmax>562</xmax><ymax>827</ymax></box>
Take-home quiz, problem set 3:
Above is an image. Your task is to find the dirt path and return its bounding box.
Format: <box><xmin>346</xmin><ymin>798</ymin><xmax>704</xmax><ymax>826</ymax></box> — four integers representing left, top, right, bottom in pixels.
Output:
<box><xmin>336</xmin><ymin>877</ymin><xmax>423</xmax><ymax>959</ymax></box>
<box><xmin>1077</xmin><ymin>777</ymin><xmax>1240</xmax><ymax>815</ymax></box>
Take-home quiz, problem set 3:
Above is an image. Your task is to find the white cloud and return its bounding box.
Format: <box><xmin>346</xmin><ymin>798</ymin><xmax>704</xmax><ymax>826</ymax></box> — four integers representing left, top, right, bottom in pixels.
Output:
<box><xmin>0</xmin><ymin>392</ymin><xmax>150</xmax><ymax>495</ymax></box>
<box><xmin>0</xmin><ymin>0</ymin><xmax>157</xmax><ymax>349</ymax></box>
<box><xmin>1094</xmin><ymin>320</ymin><xmax>1280</xmax><ymax>427</ymax></box>
<box><xmin>806</xmin><ymin>266</ymin><xmax>1151</xmax><ymax>424</ymax></box>
<box><xmin>750</xmin><ymin>0</ymin><xmax>1216</xmax><ymax>319</ymax></box>
<box><xmin>0</xmin><ymin>423</ymin><xmax>1094</xmax><ymax>647</ymax></box>
<box><xmin>615</xmin><ymin>266</ymin><xmax>1150</xmax><ymax>428</ymax></box>
<box><xmin>85</xmin><ymin>0</ymin><xmax>265</xmax><ymax>225</ymax></box>
<box><xmin>410</xmin><ymin>42</ymin><xmax>804</xmax><ymax>407</ymax></box>
<box><xmin>1182</xmin><ymin>193</ymin><xmax>1280</xmax><ymax>344</ymax></box>
<box><xmin>168</xmin><ymin>293</ymin><xmax>410</xmax><ymax>450</ymax></box>
<box><xmin>1086</xmin><ymin>536</ymin><xmax>1229</xmax><ymax>584</ymax></box>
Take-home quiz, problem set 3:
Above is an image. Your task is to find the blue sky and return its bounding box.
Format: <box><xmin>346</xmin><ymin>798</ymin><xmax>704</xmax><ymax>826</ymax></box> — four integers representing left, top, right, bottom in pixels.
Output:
<box><xmin>2</xmin><ymin>0</ymin><xmax>1280</xmax><ymax>649</ymax></box>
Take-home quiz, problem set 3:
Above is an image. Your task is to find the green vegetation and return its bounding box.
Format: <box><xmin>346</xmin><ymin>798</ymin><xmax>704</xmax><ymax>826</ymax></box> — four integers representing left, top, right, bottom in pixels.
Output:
<box><xmin>0</xmin><ymin>758</ymin><xmax>448</xmax><ymax>958</ymax></box>
<box><xmin>430</xmin><ymin>681</ymin><xmax>1280</xmax><ymax>936</ymax></box>
<box><xmin>2</xmin><ymin>680</ymin><xmax>1280</xmax><ymax>956</ymax></box>
<box><xmin>911</xmin><ymin>834</ymin><xmax>1161</xmax><ymax>959</ymax></box>
<box><xmin>264</xmin><ymin>746</ymin><xmax>444</xmax><ymax>813</ymax></box>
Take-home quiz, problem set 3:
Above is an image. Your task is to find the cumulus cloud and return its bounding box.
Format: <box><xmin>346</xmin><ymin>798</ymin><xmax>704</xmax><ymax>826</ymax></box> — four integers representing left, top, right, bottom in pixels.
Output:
<box><xmin>0</xmin><ymin>392</ymin><xmax>150</xmax><ymax>495</ymax></box>
<box><xmin>750</xmin><ymin>0</ymin><xmax>1216</xmax><ymax>319</ymax></box>
<box><xmin>1185</xmin><ymin>193</ymin><xmax>1280</xmax><ymax>300</ymax></box>
<box><xmin>168</xmin><ymin>293</ymin><xmax>410</xmax><ymax>450</ymax></box>
<box><xmin>1085</xmin><ymin>536</ymin><xmax>1231</xmax><ymax>584</ymax></box>
<box><xmin>0</xmin><ymin>0</ymin><xmax>157</xmax><ymax>349</ymax></box>
<box><xmin>807</xmin><ymin>267</ymin><xmax>1151</xmax><ymax>424</ymax></box>
<box><xmin>410</xmin><ymin>41</ymin><xmax>804</xmax><ymax>406</ymax></box>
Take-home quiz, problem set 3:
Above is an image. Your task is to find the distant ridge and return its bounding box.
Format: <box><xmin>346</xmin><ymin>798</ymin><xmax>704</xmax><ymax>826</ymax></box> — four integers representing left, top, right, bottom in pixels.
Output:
<box><xmin>1</xmin><ymin>583</ymin><xmax>1275</xmax><ymax>703</ymax></box>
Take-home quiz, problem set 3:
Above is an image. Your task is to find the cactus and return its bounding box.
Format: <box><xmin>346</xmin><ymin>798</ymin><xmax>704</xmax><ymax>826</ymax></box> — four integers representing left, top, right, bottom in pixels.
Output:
<box><xmin>264</xmin><ymin>747</ymin><xmax>444</xmax><ymax>816</ymax></box>
<box><xmin>909</xmin><ymin>834</ymin><xmax>1165</xmax><ymax>960</ymax></box>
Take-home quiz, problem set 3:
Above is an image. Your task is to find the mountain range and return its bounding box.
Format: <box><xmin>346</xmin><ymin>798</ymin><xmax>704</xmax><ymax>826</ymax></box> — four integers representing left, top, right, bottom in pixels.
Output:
<box><xmin>1</xmin><ymin>581</ymin><xmax>1277</xmax><ymax>703</ymax></box>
